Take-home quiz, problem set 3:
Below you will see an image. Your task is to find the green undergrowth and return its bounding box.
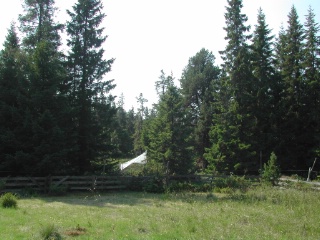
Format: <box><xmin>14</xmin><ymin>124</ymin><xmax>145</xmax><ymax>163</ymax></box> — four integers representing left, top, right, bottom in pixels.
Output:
<box><xmin>0</xmin><ymin>183</ymin><xmax>319</xmax><ymax>239</ymax></box>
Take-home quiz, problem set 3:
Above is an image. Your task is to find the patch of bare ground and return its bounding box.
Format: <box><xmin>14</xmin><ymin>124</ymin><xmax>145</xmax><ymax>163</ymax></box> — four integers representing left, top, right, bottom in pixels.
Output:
<box><xmin>64</xmin><ymin>225</ymin><xmax>87</xmax><ymax>236</ymax></box>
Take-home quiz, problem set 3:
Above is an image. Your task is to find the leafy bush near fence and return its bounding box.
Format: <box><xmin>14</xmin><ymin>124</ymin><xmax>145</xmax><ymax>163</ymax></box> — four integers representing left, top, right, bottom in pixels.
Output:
<box><xmin>1</xmin><ymin>192</ymin><xmax>18</xmax><ymax>208</ymax></box>
<box><xmin>214</xmin><ymin>175</ymin><xmax>249</xmax><ymax>192</ymax></box>
<box><xmin>166</xmin><ymin>181</ymin><xmax>212</xmax><ymax>193</ymax></box>
<box><xmin>0</xmin><ymin>180</ymin><xmax>5</xmax><ymax>191</ymax></box>
<box><xmin>126</xmin><ymin>174</ymin><xmax>253</xmax><ymax>194</ymax></box>
<box><xmin>142</xmin><ymin>176</ymin><xmax>166</xmax><ymax>193</ymax></box>
<box><xmin>48</xmin><ymin>184</ymin><xmax>68</xmax><ymax>196</ymax></box>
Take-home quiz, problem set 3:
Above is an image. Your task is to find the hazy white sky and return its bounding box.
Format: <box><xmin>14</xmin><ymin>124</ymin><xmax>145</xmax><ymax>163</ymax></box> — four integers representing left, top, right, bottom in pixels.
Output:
<box><xmin>1</xmin><ymin>0</ymin><xmax>320</xmax><ymax>110</ymax></box>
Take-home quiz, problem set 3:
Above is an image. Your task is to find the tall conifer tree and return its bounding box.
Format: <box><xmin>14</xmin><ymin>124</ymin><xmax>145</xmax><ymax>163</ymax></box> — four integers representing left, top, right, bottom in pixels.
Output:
<box><xmin>302</xmin><ymin>7</ymin><xmax>320</xmax><ymax>160</ymax></box>
<box><xmin>146</xmin><ymin>85</ymin><xmax>194</xmax><ymax>175</ymax></box>
<box><xmin>278</xmin><ymin>6</ymin><xmax>305</xmax><ymax>169</ymax></box>
<box><xmin>0</xmin><ymin>24</ymin><xmax>26</xmax><ymax>174</ymax></box>
<box><xmin>19</xmin><ymin>0</ymin><xmax>63</xmax><ymax>52</ymax></box>
<box><xmin>180</xmin><ymin>48</ymin><xmax>220</xmax><ymax>169</ymax></box>
<box><xmin>250</xmin><ymin>8</ymin><xmax>277</xmax><ymax>165</ymax></box>
<box><xmin>133</xmin><ymin>93</ymin><xmax>148</xmax><ymax>155</ymax></box>
<box><xmin>206</xmin><ymin>0</ymin><xmax>255</xmax><ymax>172</ymax></box>
<box><xmin>17</xmin><ymin>0</ymin><xmax>71</xmax><ymax>175</ymax></box>
<box><xmin>66</xmin><ymin>0</ymin><xmax>116</xmax><ymax>174</ymax></box>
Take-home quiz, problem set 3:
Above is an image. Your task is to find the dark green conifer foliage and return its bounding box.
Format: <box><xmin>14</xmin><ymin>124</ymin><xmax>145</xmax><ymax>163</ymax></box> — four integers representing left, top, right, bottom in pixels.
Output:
<box><xmin>19</xmin><ymin>0</ymin><xmax>64</xmax><ymax>52</ymax></box>
<box><xmin>111</xmin><ymin>94</ymin><xmax>135</xmax><ymax>158</ymax></box>
<box><xmin>66</xmin><ymin>0</ymin><xmax>116</xmax><ymax>174</ymax></box>
<box><xmin>17</xmin><ymin>0</ymin><xmax>71</xmax><ymax>175</ymax></box>
<box><xmin>274</xmin><ymin>25</ymin><xmax>287</xmax><ymax>73</ymax></box>
<box><xmin>155</xmin><ymin>70</ymin><xmax>174</xmax><ymax>97</ymax></box>
<box><xmin>180</xmin><ymin>48</ymin><xmax>220</xmax><ymax>169</ymax></box>
<box><xmin>206</xmin><ymin>0</ymin><xmax>256</xmax><ymax>172</ymax></box>
<box><xmin>250</xmin><ymin>8</ymin><xmax>277</xmax><ymax>165</ymax></box>
<box><xmin>0</xmin><ymin>24</ymin><xmax>25</xmax><ymax>174</ymax></box>
<box><xmin>282</xmin><ymin>6</ymin><xmax>304</xmax><ymax>101</ymax></box>
<box><xmin>278</xmin><ymin>6</ymin><xmax>306</xmax><ymax>169</ymax></box>
<box><xmin>146</xmin><ymin>85</ymin><xmax>194</xmax><ymax>175</ymax></box>
<box><xmin>133</xmin><ymin>93</ymin><xmax>148</xmax><ymax>155</ymax></box>
<box><xmin>300</xmin><ymin>7</ymin><xmax>320</xmax><ymax>162</ymax></box>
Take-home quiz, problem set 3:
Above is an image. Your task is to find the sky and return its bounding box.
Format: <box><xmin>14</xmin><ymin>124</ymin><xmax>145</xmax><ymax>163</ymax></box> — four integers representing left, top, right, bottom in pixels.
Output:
<box><xmin>1</xmin><ymin>0</ymin><xmax>320</xmax><ymax>110</ymax></box>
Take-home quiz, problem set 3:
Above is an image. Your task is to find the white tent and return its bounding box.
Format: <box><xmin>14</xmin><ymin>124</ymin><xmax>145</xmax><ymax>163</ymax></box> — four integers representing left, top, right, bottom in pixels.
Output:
<box><xmin>120</xmin><ymin>151</ymin><xmax>147</xmax><ymax>170</ymax></box>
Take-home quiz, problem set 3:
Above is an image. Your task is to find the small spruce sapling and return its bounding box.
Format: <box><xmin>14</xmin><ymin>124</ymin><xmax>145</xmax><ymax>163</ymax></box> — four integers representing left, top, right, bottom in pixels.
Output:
<box><xmin>261</xmin><ymin>152</ymin><xmax>281</xmax><ymax>186</ymax></box>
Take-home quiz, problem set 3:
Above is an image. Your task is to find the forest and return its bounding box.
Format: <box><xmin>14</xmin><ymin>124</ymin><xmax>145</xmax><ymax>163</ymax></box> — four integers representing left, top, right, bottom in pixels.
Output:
<box><xmin>0</xmin><ymin>0</ymin><xmax>319</xmax><ymax>177</ymax></box>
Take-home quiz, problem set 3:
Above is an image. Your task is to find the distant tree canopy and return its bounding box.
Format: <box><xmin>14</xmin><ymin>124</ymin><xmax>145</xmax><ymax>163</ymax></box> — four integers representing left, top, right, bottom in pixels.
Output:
<box><xmin>0</xmin><ymin>0</ymin><xmax>319</xmax><ymax>176</ymax></box>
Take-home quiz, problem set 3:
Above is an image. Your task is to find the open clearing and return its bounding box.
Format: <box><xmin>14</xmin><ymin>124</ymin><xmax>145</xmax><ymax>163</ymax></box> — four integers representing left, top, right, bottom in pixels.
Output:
<box><xmin>1</xmin><ymin>186</ymin><xmax>320</xmax><ymax>239</ymax></box>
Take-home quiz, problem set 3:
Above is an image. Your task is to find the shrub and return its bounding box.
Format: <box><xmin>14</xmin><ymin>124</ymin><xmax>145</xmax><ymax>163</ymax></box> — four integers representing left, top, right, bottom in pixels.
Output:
<box><xmin>49</xmin><ymin>185</ymin><xmax>68</xmax><ymax>196</ymax></box>
<box><xmin>0</xmin><ymin>180</ymin><xmax>5</xmax><ymax>191</ymax></box>
<box><xmin>219</xmin><ymin>187</ymin><xmax>234</xmax><ymax>194</ymax></box>
<box><xmin>126</xmin><ymin>177</ymin><xmax>144</xmax><ymax>191</ymax></box>
<box><xmin>214</xmin><ymin>175</ymin><xmax>248</xmax><ymax>192</ymax></box>
<box><xmin>1</xmin><ymin>192</ymin><xmax>18</xmax><ymax>208</ymax></box>
<box><xmin>39</xmin><ymin>224</ymin><xmax>62</xmax><ymax>240</ymax></box>
<box><xmin>166</xmin><ymin>181</ymin><xmax>194</xmax><ymax>192</ymax></box>
<box><xmin>261</xmin><ymin>152</ymin><xmax>281</xmax><ymax>186</ymax></box>
<box><xmin>20</xmin><ymin>187</ymin><xmax>39</xmax><ymax>198</ymax></box>
<box><xmin>165</xmin><ymin>181</ymin><xmax>213</xmax><ymax>193</ymax></box>
<box><xmin>143</xmin><ymin>176</ymin><xmax>165</xmax><ymax>193</ymax></box>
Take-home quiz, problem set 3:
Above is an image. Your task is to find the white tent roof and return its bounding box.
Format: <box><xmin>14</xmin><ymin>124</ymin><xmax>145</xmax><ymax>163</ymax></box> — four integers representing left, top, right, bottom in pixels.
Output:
<box><xmin>120</xmin><ymin>151</ymin><xmax>147</xmax><ymax>170</ymax></box>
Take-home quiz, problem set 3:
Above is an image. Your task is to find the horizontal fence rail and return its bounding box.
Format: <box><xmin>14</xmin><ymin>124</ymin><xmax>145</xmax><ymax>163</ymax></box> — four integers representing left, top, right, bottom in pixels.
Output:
<box><xmin>0</xmin><ymin>175</ymin><xmax>261</xmax><ymax>194</ymax></box>
<box><xmin>0</xmin><ymin>176</ymin><xmax>128</xmax><ymax>193</ymax></box>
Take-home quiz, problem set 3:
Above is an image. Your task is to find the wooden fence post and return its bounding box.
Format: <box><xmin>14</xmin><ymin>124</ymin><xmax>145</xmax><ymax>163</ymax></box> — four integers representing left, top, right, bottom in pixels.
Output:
<box><xmin>45</xmin><ymin>175</ymin><xmax>52</xmax><ymax>193</ymax></box>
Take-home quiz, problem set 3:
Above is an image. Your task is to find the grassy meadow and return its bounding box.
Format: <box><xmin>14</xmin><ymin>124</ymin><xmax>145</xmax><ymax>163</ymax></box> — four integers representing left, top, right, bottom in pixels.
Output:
<box><xmin>0</xmin><ymin>184</ymin><xmax>320</xmax><ymax>240</ymax></box>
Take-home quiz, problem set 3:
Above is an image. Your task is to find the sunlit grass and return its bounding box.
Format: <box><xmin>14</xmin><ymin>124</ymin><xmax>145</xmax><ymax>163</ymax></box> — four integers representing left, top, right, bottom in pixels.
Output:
<box><xmin>0</xmin><ymin>186</ymin><xmax>319</xmax><ymax>239</ymax></box>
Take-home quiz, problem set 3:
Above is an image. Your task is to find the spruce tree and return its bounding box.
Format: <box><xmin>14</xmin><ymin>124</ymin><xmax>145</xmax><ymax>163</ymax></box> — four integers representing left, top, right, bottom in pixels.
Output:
<box><xmin>278</xmin><ymin>6</ymin><xmax>305</xmax><ymax>169</ymax></box>
<box><xmin>250</xmin><ymin>8</ymin><xmax>277</xmax><ymax>166</ymax></box>
<box><xmin>19</xmin><ymin>0</ymin><xmax>63</xmax><ymax>52</ymax></box>
<box><xmin>112</xmin><ymin>94</ymin><xmax>134</xmax><ymax>158</ymax></box>
<box><xmin>155</xmin><ymin>70</ymin><xmax>174</xmax><ymax>97</ymax></box>
<box><xmin>180</xmin><ymin>48</ymin><xmax>220</xmax><ymax>169</ymax></box>
<box><xmin>302</xmin><ymin>7</ymin><xmax>320</xmax><ymax>160</ymax></box>
<box><xmin>66</xmin><ymin>0</ymin><xmax>116</xmax><ymax>174</ymax></box>
<box><xmin>17</xmin><ymin>0</ymin><xmax>71</xmax><ymax>175</ymax></box>
<box><xmin>146</xmin><ymin>85</ymin><xmax>194</xmax><ymax>175</ymax></box>
<box><xmin>0</xmin><ymin>23</ymin><xmax>25</xmax><ymax>174</ymax></box>
<box><xmin>133</xmin><ymin>93</ymin><xmax>148</xmax><ymax>155</ymax></box>
<box><xmin>206</xmin><ymin>0</ymin><xmax>255</xmax><ymax>173</ymax></box>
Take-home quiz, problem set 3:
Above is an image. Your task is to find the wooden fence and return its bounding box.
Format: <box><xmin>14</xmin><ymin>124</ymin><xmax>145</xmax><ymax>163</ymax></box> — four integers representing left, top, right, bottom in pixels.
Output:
<box><xmin>0</xmin><ymin>175</ymin><xmax>259</xmax><ymax>194</ymax></box>
<box><xmin>0</xmin><ymin>176</ymin><xmax>129</xmax><ymax>193</ymax></box>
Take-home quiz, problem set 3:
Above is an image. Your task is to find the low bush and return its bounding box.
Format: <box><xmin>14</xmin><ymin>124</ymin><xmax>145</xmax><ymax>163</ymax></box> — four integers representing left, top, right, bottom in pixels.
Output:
<box><xmin>166</xmin><ymin>180</ymin><xmax>213</xmax><ymax>193</ymax></box>
<box><xmin>48</xmin><ymin>185</ymin><xmax>68</xmax><ymax>196</ymax></box>
<box><xmin>214</xmin><ymin>175</ymin><xmax>248</xmax><ymax>192</ymax></box>
<box><xmin>0</xmin><ymin>180</ymin><xmax>5</xmax><ymax>191</ymax></box>
<box><xmin>143</xmin><ymin>176</ymin><xmax>165</xmax><ymax>193</ymax></box>
<box><xmin>1</xmin><ymin>192</ymin><xmax>18</xmax><ymax>208</ymax></box>
<box><xmin>20</xmin><ymin>187</ymin><xmax>39</xmax><ymax>198</ymax></box>
<box><xmin>219</xmin><ymin>187</ymin><xmax>234</xmax><ymax>194</ymax></box>
<box><xmin>166</xmin><ymin>181</ymin><xmax>194</xmax><ymax>192</ymax></box>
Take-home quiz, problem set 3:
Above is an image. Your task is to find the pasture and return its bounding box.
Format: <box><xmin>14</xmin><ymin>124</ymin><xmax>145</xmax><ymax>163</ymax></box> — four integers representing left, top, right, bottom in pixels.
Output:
<box><xmin>1</xmin><ymin>184</ymin><xmax>320</xmax><ymax>239</ymax></box>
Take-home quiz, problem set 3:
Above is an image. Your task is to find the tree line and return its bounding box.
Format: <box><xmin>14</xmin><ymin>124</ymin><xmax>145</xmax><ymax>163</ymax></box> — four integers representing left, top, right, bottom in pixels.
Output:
<box><xmin>0</xmin><ymin>0</ymin><xmax>319</xmax><ymax>176</ymax></box>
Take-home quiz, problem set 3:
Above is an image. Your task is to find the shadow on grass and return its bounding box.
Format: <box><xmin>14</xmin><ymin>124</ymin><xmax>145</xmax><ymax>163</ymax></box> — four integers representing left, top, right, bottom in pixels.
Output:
<box><xmin>18</xmin><ymin>190</ymin><xmax>222</xmax><ymax>207</ymax></box>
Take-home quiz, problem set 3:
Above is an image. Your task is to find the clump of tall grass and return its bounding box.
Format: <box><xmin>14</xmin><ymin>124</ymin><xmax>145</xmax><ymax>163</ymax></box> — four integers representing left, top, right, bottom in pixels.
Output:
<box><xmin>39</xmin><ymin>224</ymin><xmax>62</xmax><ymax>240</ymax></box>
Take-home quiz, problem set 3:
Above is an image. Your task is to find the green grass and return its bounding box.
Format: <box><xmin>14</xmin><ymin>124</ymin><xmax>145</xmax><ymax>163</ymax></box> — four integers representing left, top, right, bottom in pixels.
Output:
<box><xmin>0</xmin><ymin>186</ymin><xmax>319</xmax><ymax>239</ymax></box>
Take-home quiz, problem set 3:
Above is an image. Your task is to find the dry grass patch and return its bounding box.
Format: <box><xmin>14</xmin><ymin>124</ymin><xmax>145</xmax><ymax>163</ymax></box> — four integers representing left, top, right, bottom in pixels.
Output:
<box><xmin>64</xmin><ymin>225</ymin><xmax>87</xmax><ymax>237</ymax></box>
